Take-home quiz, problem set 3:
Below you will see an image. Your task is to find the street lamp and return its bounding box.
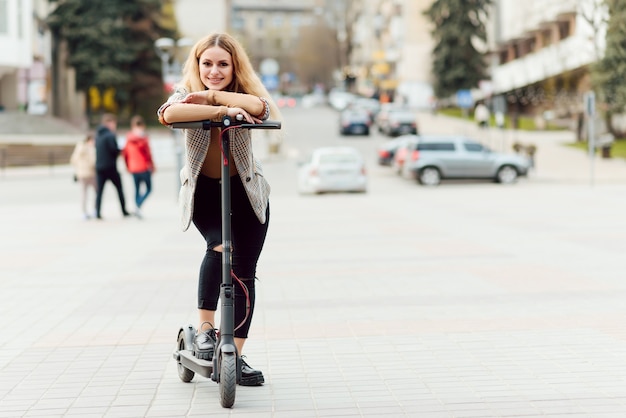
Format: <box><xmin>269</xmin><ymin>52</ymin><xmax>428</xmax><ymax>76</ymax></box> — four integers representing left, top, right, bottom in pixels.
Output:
<box><xmin>155</xmin><ymin>37</ymin><xmax>194</xmax><ymax>92</ymax></box>
<box><xmin>154</xmin><ymin>37</ymin><xmax>193</xmax><ymax>191</ymax></box>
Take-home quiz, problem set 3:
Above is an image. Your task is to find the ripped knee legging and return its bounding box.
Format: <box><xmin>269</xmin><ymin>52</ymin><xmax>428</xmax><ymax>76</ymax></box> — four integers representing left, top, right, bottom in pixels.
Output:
<box><xmin>192</xmin><ymin>174</ymin><xmax>269</xmax><ymax>338</ymax></box>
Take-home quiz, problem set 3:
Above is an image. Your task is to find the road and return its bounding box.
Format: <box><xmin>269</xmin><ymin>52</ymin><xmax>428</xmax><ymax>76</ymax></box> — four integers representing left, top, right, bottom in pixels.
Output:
<box><xmin>1</xmin><ymin>105</ymin><xmax>626</xmax><ymax>417</ymax></box>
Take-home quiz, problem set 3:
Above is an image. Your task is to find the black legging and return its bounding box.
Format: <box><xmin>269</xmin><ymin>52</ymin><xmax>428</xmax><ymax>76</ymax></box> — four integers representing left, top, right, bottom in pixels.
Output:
<box><xmin>192</xmin><ymin>173</ymin><xmax>269</xmax><ymax>338</ymax></box>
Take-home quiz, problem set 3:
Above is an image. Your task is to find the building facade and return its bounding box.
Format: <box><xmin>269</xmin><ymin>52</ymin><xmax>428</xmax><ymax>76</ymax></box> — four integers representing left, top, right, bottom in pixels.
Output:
<box><xmin>173</xmin><ymin>0</ymin><xmax>228</xmax><ymax>42</ymax></box>
<box><xmin>229</xmin><ymin>0</ymin><xmax>333</xmax><ymax>93</ymax></box>
<box><xmin>0</xmin><ymin>0</ymin><xmax>52</xmax><ymax>114</ymax></box>
<box><xmin>487</xmin><ymin>0</ymin><xmax>607</xmax><ymax>120</ymax></box>
<box><xmin>347</xmin><ymin>0</ymin><xmax>435</xmax><ymax>108</ymax></box>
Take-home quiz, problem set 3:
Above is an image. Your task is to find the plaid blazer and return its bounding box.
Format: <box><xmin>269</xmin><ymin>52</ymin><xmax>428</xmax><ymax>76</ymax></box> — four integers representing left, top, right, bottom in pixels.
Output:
<box><xmin>158</xmin><ymin>88</ymin><xmax>271</xmax><ymax>231</ymax></box>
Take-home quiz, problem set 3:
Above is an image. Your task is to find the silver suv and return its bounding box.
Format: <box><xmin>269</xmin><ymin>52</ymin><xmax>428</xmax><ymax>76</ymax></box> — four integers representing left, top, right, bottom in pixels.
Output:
<box><xmin>401</xmin><ymin>135</ymin><xmax>530</xmax><ymax>186</ymax></box>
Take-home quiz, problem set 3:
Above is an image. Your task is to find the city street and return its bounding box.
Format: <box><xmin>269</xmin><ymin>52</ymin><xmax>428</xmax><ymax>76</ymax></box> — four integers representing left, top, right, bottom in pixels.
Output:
<box><xmin>2</xmin><ymin>106</ymin><xmax>626</xmax><ymax>417</ymax></box>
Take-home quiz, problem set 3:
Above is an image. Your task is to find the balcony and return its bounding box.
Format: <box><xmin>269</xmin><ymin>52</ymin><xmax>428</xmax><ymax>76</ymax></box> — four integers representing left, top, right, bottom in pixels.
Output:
<box><xmin>492</xmin><ymin>35</ymin><xmax>595</xmax><ymax>94</ymax></box>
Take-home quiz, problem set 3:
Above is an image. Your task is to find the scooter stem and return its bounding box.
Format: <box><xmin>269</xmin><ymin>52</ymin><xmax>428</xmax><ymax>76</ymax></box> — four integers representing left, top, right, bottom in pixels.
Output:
<box><xmin>218</xmin><ymin>116</ymin><xmax>236</xmax><ymax>349</ymax></box>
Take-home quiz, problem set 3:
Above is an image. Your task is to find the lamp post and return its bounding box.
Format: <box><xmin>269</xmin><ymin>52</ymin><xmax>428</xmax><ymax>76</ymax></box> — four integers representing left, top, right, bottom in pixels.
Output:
<box><xmin>154</xmin><ymin>37</ymin><xmax>193</xmax><ymax>191</ymax></box>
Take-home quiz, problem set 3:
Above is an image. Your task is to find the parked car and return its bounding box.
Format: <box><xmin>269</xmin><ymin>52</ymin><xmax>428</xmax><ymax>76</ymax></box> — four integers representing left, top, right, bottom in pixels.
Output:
<box><xmin>381</xmin><ymin>107</ymin><xmax>419</xmax><ymax>137</ymax></box>
<box><xmin>391</xmin><ymin>135</ymin><xmax>420</xmax><ymax>174</ymax></box>
<box><xmin>401</xmin><ymin>135</ymin><xmax>531</xmax><ymax>186</ymax></box>
<box><xmin>328</xmin><ymin>89</ymin><xmax>356</xmax><ymax>111</ymax></box>
<box><xmin>377</xmin><ymin>134</ymin><xmax>419</xmax><ymax>166</ymax></box>
<box><xmin>302</xmin><ymin>92</ymin><xmax>326</xmax><ymax>108</ymax></box>
<box><xmin>275</xmin><ymin>94</ymin><xmax>297</xmax><ymax>108</ymax></box>
<box><xmin>298</xmin><ymin>147</ymin><xmax>368</xmax><ymax>194</ymax></box>
<box><xmin>339</xmin><ymin>107</ymin><xmax>371</xmax><ymax>136</ymax></box>
<box><xmin>374</xmin><ymin>103</ymin><xmax>397</xmax><ymax>133</ymax></box>
<box><xmin>349</xmin><ymin>97</ymin><xmax>381</xmax><ymax>123</ymax></box>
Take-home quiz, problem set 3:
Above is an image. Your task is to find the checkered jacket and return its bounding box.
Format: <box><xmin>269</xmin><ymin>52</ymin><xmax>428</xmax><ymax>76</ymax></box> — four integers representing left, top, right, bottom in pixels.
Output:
<box><xmin>158</xmin><ymin>87</ymin><xmax>271</xmax><ymax>231</ymax></box>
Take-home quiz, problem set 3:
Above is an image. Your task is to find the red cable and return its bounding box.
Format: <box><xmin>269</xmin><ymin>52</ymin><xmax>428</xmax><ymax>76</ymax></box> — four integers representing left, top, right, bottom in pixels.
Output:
<box><xmin>232</xmin><ymin>271</ymin><xmax>251</xmax><ymax>332</ymax></box>
<box><xmin>219</xmin><ymin>125</ymin><xmax>239</xmax><ymax>166</ymax></box>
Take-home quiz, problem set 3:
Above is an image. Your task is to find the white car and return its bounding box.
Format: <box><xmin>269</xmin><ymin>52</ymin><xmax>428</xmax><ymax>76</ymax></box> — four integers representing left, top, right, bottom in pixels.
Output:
<box><xmin>298</xmin><ymin>147</ymin><xmax>368</xmax><ymax>194</ymax></box>
<box><xmin>328</xmin><ymin>89</ymin><xmax>356</xmax><ymax>111</ymax></box>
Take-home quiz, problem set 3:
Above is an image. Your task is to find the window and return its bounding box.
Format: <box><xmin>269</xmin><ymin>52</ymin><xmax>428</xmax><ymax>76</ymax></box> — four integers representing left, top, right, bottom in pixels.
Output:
<box><xmin>558</xmin><ymin>21</ymin><xmax>570</xmax><ymax>40</ymax></box>
<box><xmin>291</xmin><ymin>15</ymin><xmax>301</xmax><ymax>28</ymax></box>
<box><xmin>0</xmin><ymin>0</ymin><xmax>8</xmax><ymax>35</ymax></box>
<box><xmin>16</xmin><ymin>0</ymin><xmax>22</xmax><ymax>38</ymax></box>
<box><xmin>418</xmin><ymin>142</ymin><xmax>455</xmax><ymax>151</ymax></box>
<box><xmin>320</xmin><ymin>153</ymin><xmax>360</xmax><ymax>164</ymax></box>
<box><xmin>463</xmin><ymin>142</ymin><xmax>484</xmax><ymax>152</ymax></box>
<box><xmin>257</xmin><ymin>17</ymin><xmax>264</xmax><ymax>30</ymax></box>
<box><xmin>272</xmin><ymin>14</ymin><xmax>283</xmax><ymax>28</ymax></box>
<box><xmin>232</xmin><ymin>13</ymin><xmax>244</xmax><ymax>30</ymax></box>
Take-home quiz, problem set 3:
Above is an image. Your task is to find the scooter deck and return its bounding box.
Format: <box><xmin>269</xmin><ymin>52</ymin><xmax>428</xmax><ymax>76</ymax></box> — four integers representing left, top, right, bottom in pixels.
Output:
<box><xmin>174</xmin><ymin>349</ymin><xmax>213</xmax><ymax>379</ymax></box>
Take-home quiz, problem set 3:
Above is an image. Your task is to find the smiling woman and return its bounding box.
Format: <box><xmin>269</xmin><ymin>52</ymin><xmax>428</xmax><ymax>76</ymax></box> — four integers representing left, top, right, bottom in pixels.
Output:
<box><xmin>157</xmin><ymin>32</ymin><xmax>282</xmax><ymax>386</ymax></box>
<box><xmin>198</xmin><ymin>46</ymin><xmax>234</xmax><ymax>90</ymax></box>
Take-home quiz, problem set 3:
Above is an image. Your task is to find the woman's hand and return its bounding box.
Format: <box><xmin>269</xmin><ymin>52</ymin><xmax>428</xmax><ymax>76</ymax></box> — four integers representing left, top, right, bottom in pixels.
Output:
<box><xmin>226</xmin><ymin>107</ymin><xmax>261</xmax><ymax>124</ymax></box>
<box><xmin>182</xmin><ymin>91</ymin><xmax>211</xmax><ymax>105</ymax></box>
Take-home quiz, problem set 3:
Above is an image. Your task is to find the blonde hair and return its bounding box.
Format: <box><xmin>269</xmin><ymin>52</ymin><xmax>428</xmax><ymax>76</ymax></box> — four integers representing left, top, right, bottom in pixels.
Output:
<box><xmin>180</xmin><ymin>32</ymin><xmax>281</xmax><ymax>121</ymax></box>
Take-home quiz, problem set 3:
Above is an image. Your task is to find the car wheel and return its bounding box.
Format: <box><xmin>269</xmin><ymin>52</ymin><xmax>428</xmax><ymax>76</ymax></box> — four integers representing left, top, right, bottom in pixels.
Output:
<box><xmin>418</xmin><ymin>167</ymin><xmax>441</xmax><ymax>186</ymax></box>
<box><xmin>496</xmin><ymin>165</ymin><xmax>518</xmax><ymax>184</ymax></box>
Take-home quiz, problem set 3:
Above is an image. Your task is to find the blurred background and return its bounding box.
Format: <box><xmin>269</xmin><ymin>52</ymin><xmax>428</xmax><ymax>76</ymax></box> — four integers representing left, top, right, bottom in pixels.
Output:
<box><xmin>0</xmin><ymin>0</ymin><xmax>623</xmax><ymax>167</ymax></box>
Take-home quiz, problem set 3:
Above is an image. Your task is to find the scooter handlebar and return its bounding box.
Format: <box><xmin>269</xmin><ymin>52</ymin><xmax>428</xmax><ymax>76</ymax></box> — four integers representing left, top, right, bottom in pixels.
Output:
<box><xmin>171</xmin><ymin>118</ymin><xmax>281</xmax><ymax>130</ymax></box>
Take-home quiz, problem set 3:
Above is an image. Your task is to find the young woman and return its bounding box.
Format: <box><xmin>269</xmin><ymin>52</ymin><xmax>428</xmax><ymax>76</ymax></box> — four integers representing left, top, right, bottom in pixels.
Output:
<box><xmin>157</xmin><ymin>32</ymin><xmax>280</xmax><ymax>386</ymax></box>
<box><xmin>70</xmin><ymin>133</ymin><xmax>97</xmax><ymax>219</ymax></box>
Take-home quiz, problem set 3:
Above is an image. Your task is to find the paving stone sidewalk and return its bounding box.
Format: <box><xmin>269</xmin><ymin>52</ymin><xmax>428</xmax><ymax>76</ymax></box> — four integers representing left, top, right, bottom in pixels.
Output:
<box><xmin>1</xmin><ymin>113</ymin><xmax>626</xmax><ymax>417</ymax></box>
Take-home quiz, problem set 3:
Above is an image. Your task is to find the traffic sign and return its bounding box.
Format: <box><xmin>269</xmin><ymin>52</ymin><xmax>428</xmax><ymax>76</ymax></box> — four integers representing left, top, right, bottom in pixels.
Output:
<box><xmin>261</xmin><ymin>74</ymin><xmax>279</xmax><ymax>91</ymax></box>
<box><xmin>457</xmin><ymin>90</ymin><xmax>473</xmax><ymax>109</ymax></box>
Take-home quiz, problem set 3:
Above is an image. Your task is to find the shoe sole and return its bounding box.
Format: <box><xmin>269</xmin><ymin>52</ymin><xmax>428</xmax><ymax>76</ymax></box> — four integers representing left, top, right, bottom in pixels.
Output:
<box><xmin>239</xmin><ymin>374</ymin><xmax>264</xmax><ymax>386</ymax></box>
<box><xmin>192</xmin><ymin>343</ymin><xmax>214</xmax><ymax>361</ymax></box>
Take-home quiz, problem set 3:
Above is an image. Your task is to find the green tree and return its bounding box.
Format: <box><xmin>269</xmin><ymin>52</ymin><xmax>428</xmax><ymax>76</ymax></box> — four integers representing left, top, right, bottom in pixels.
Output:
<box><xmin>424</xmin><ymin>0</ymin><xmax>492</xmax><ymax>99</ymax></box>
<box><xmin>47</xmin><ymin>0</ymin><xmax>177</xmax><ymax>119</ymax></box>
<box><xmin>593</xmin><ymin>0</ymin><xmax>626</xmax><ymax>134</ymax></box>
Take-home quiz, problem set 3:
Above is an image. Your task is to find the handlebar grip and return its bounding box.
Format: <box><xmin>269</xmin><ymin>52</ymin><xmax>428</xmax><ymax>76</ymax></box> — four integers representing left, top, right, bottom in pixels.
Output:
<box><xmin>239</xmin><ymin>121</ymin><xmax>281</xmax><ymax>129</ymax></box>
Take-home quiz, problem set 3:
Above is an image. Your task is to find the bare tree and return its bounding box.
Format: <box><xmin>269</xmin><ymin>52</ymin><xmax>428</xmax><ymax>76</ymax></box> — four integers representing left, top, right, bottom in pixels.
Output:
<box><xmin>294</xmin><ymin>22</ymin><xmax>341</xmax><ymax>92</ymax></box>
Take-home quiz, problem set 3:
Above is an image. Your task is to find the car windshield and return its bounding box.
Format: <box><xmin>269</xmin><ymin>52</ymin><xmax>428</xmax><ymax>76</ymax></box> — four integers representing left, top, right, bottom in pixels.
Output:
<box><xmin>319</xmin><ymin>153</ymin><xmax>360</xmax><ymax>164</ymax></box>
<box><xmin>389</xmin><ymin>110</ymin><xmax>415</xmax><ymax>119</ymax></box>
<box><xmin>343</xmin><ymin>109</ymin><xmax>368</xmax><ymax>117</ymax></box>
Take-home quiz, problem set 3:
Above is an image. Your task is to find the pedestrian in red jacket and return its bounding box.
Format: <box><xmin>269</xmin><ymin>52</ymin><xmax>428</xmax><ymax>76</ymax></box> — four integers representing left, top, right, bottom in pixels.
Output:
<box><xmin>123</xmin><ymin>115</ymin><xmax>155</xmax><ymax>218</ymax></box>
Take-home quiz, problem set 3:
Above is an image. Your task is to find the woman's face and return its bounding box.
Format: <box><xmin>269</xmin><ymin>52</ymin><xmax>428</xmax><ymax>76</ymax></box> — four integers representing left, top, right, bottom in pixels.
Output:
<box><xmin>198</xmin><ymin>46</ymin><xmax>233</xmax><ymax>91</ymax></box>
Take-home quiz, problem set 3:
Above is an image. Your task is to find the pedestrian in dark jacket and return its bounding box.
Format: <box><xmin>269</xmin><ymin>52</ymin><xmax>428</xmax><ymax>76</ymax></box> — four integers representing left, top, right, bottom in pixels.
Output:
<box><xmin>94</xmin><ymin>113</ymin><xmax>129</xmax><ymax>219</ymax></box>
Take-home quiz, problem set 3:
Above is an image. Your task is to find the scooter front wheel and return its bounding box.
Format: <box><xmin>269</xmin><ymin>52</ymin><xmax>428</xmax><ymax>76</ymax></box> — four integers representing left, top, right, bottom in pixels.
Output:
<box><xmin>219</xmin><ymin>353</ymin><xmax>237</xmax><ymax>408</ymax></box>
<box><xmin>176</xmin><ymin>330</ymin><xmax>195</xmax><ymax>383</ymax></box>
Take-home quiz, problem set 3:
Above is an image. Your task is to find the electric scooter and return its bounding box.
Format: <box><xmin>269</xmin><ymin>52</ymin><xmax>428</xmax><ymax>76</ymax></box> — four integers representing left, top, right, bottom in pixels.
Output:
<box><xmin>171</xmin><ymin>116</ymin><xmax>281</xmax><ymax>408</ymax></box>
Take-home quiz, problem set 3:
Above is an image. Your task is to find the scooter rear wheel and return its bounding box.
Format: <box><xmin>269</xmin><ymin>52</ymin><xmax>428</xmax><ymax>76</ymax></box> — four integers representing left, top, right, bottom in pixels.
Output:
<box><xmin>176</xmin><ymin>331</ymin><xmax>195</xmax><ymax>383</ymax></box>
<box><xmin>219</xmin><ymin>353</ymin><xmax>237</xmax><ymax>408</ymax></box>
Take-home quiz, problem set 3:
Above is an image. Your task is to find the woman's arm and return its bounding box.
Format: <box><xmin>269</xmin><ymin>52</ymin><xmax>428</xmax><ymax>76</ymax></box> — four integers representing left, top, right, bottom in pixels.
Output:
<box><xmin>183</xmin><ymin>90</ymin><xmax>268</xmax><ymax>120</ymax></box>
<box><xmin>161</xmin><ymin>103</ymin><xmax>230</xmax><ymax>125</ymax></box>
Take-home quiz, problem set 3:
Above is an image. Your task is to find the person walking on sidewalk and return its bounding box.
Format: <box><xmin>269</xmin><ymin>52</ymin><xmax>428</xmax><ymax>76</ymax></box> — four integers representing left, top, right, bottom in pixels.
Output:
<box><xmin>94</xmin><ymin>113</ymin><xmax>130</xmax><ymax>219</ymax></box>
<box><xmin>474</xmin><ymin>102</ymin><xmax>490</xmax><ymax>129</ymax></box>
<box><xmin>123</xmin><ymin>115</ymin><xmax>155</xmax><ymax>219</ymax></box>
<box><xmin>157</xmin><ymin>32</ymin><xmax>281</xmax><ymax>386</ymax></box>
<box><xmin>70</xmin><ymin>133</ymin><xmax>97</xmax><ymax>220</ymax></box>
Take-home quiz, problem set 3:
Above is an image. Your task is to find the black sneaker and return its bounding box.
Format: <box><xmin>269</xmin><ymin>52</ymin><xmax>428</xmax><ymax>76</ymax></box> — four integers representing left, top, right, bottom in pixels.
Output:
<box><xmin>193</xmin><ymin>327</ymin><xmax>216</xmax><ymax>360</ymax></box>
<box><xmin>239</xmin><ymin>356</ymin><xmax>264</xmax><ymax>386</ymax></box>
